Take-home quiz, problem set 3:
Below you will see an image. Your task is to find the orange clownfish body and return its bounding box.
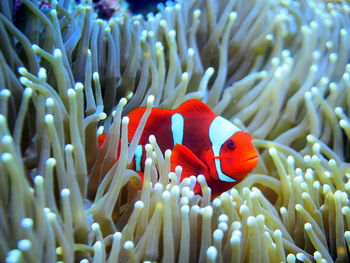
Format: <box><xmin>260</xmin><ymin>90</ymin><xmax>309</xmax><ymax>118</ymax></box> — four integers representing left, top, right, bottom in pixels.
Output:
<box><xmin>99</xmin><ymin>99</ymin><xmax>258</xmax><ymax>198</ymax></box>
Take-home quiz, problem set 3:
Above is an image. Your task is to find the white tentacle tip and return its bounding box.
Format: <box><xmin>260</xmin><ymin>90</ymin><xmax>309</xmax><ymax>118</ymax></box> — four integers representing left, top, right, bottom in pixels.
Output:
<box><xmin>17</xmin><ymin>239</ymin><xmax>31</xmax><ymax>251</ymax></box>
<box><xmin>113</xmin><ymin>232</ymin><xmax>122</xmax><ymax>240</ymax></box>
<box><xmin>135</xmin><ymin>200</ymin><xmax>144</xmax><ymax>209</ymax></box>
<box><xmin>60</xmin><ymin>188</ymin><xmax>70</xmax><ymax>197</ymax></box>
<box><xmin>206</xmin><ymin>246</ymin><xmax>217</xmax><ymax>260</ymax></box>
<box><xmin>206</xmin><ymin>67</ymin><xmax>215</xmax><ymax>75</ymax></box>
<box><xmin>32</xmin><ymin>44</ymin><xmax>40</xmax><ymax>51</ymax></box>
<box><xmin>75</xmin><ymin>82</ymin><xmax>84</xmax><ymax>91</ymax></box>
<box><xmin>119</xmin><ymin>98</ymin><xmax>127</xmax><ymax>107</ymax></box>
<box><xmin>53</xmin><ymin>49</ymin><xmax>62</xmax><ymax>58</ymax></box>
<box><xmin>268</xmin><ymin>147</ymin><xmax>277</xmax><ymax>155</ymax></box>
<box><xmin>122</xmin><ymin>116</ymin><xmax>129</xmax><ymax>125</ymax></box>
<box><xmin>91</xmin><ymin>223</ymin><xmax>101</xmax><ymax>232</ymax></box>
<box><xmin>44</xmin><ymin>114</ymin><xmax>54</xmax><ymax>123</ymax></box>
<box><xmin>124</xmin><ymin>241</ymin><xmax>134</xmax><ymax>249</ymax></box>
<box><xmin>67</xmin><ymin>88</ymin><xmax>76</xmax><ymax>97</ymax></box>
<box><xmin>147</xmin><ymin>95</ymin><xmax>155</xmax><ymax>106</ymax></box>
<box><xmin>149</xmin><ymin>135</ymin><xmax>156</xmax><ymax>144</ymax></box>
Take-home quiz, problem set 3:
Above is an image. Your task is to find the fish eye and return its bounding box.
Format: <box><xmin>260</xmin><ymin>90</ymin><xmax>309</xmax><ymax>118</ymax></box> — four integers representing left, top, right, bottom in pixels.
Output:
<box><xmin>227</xmin><ymin>139</ymin><xmax>236</xmax><ymax>149</ymax></box>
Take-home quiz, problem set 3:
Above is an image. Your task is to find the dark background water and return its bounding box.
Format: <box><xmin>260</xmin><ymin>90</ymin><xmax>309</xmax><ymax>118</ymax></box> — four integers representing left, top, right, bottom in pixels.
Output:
<box><xmin>126</xmin><ymin>0</ymin><xmax>168</xmax><ymax>15</ymax></box>
<box><xmin>14</xmin><ymin>0</ymin><xmax>170</xmax><ymax>21</ymax></box>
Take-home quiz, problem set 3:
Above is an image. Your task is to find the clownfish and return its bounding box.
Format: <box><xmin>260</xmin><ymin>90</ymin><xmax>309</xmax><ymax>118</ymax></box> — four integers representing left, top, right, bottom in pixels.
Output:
<box><xmin>99</xmin><ymin>99</ymin><xmax>258</xmax><ymax>198</ymax></box>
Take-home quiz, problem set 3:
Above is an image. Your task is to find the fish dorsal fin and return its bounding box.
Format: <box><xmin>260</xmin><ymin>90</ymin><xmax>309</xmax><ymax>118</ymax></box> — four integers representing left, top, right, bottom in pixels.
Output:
<box><xmin>171</xmin><ymin>144</ymin><xmax>209</xmax><ymax>179</ymax></box>
<box><xmin>175</xmin><ymin>99</ymin><xmax>214</xmax><ymax>115</ymax></box>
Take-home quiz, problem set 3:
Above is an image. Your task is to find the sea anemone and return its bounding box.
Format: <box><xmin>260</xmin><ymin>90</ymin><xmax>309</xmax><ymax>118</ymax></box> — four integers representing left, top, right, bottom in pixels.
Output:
<box><xmin>0</xmin><ymin>0</ymin><xmax>349</xmax><ymax>262</ymax></box>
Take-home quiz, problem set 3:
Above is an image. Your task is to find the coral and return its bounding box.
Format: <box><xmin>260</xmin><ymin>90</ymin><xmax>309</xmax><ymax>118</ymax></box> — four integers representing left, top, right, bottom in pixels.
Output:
<box><xmin>0</xmin><ymin>0</ymin><xmax>349</xmax><ymax>262</ymax></box>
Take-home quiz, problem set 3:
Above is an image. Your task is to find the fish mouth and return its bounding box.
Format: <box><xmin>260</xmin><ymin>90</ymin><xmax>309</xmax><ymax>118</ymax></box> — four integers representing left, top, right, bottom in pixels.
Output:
<box><xmin>242</xmin><ymin>155</ymin><xmax>259</xmax><ymax>167</ymax></box>
<box><xmin>247</xmin><ymin>155</ymin><xmax>258</xmax><ymax>161</ymax></box>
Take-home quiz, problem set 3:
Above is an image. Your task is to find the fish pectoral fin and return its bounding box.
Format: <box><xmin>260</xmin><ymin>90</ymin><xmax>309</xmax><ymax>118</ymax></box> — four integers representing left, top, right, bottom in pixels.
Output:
<box><xmin>171</xmin><ymin>144</ymin><xmax>209</xmax><ymax>178</ymax></box>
